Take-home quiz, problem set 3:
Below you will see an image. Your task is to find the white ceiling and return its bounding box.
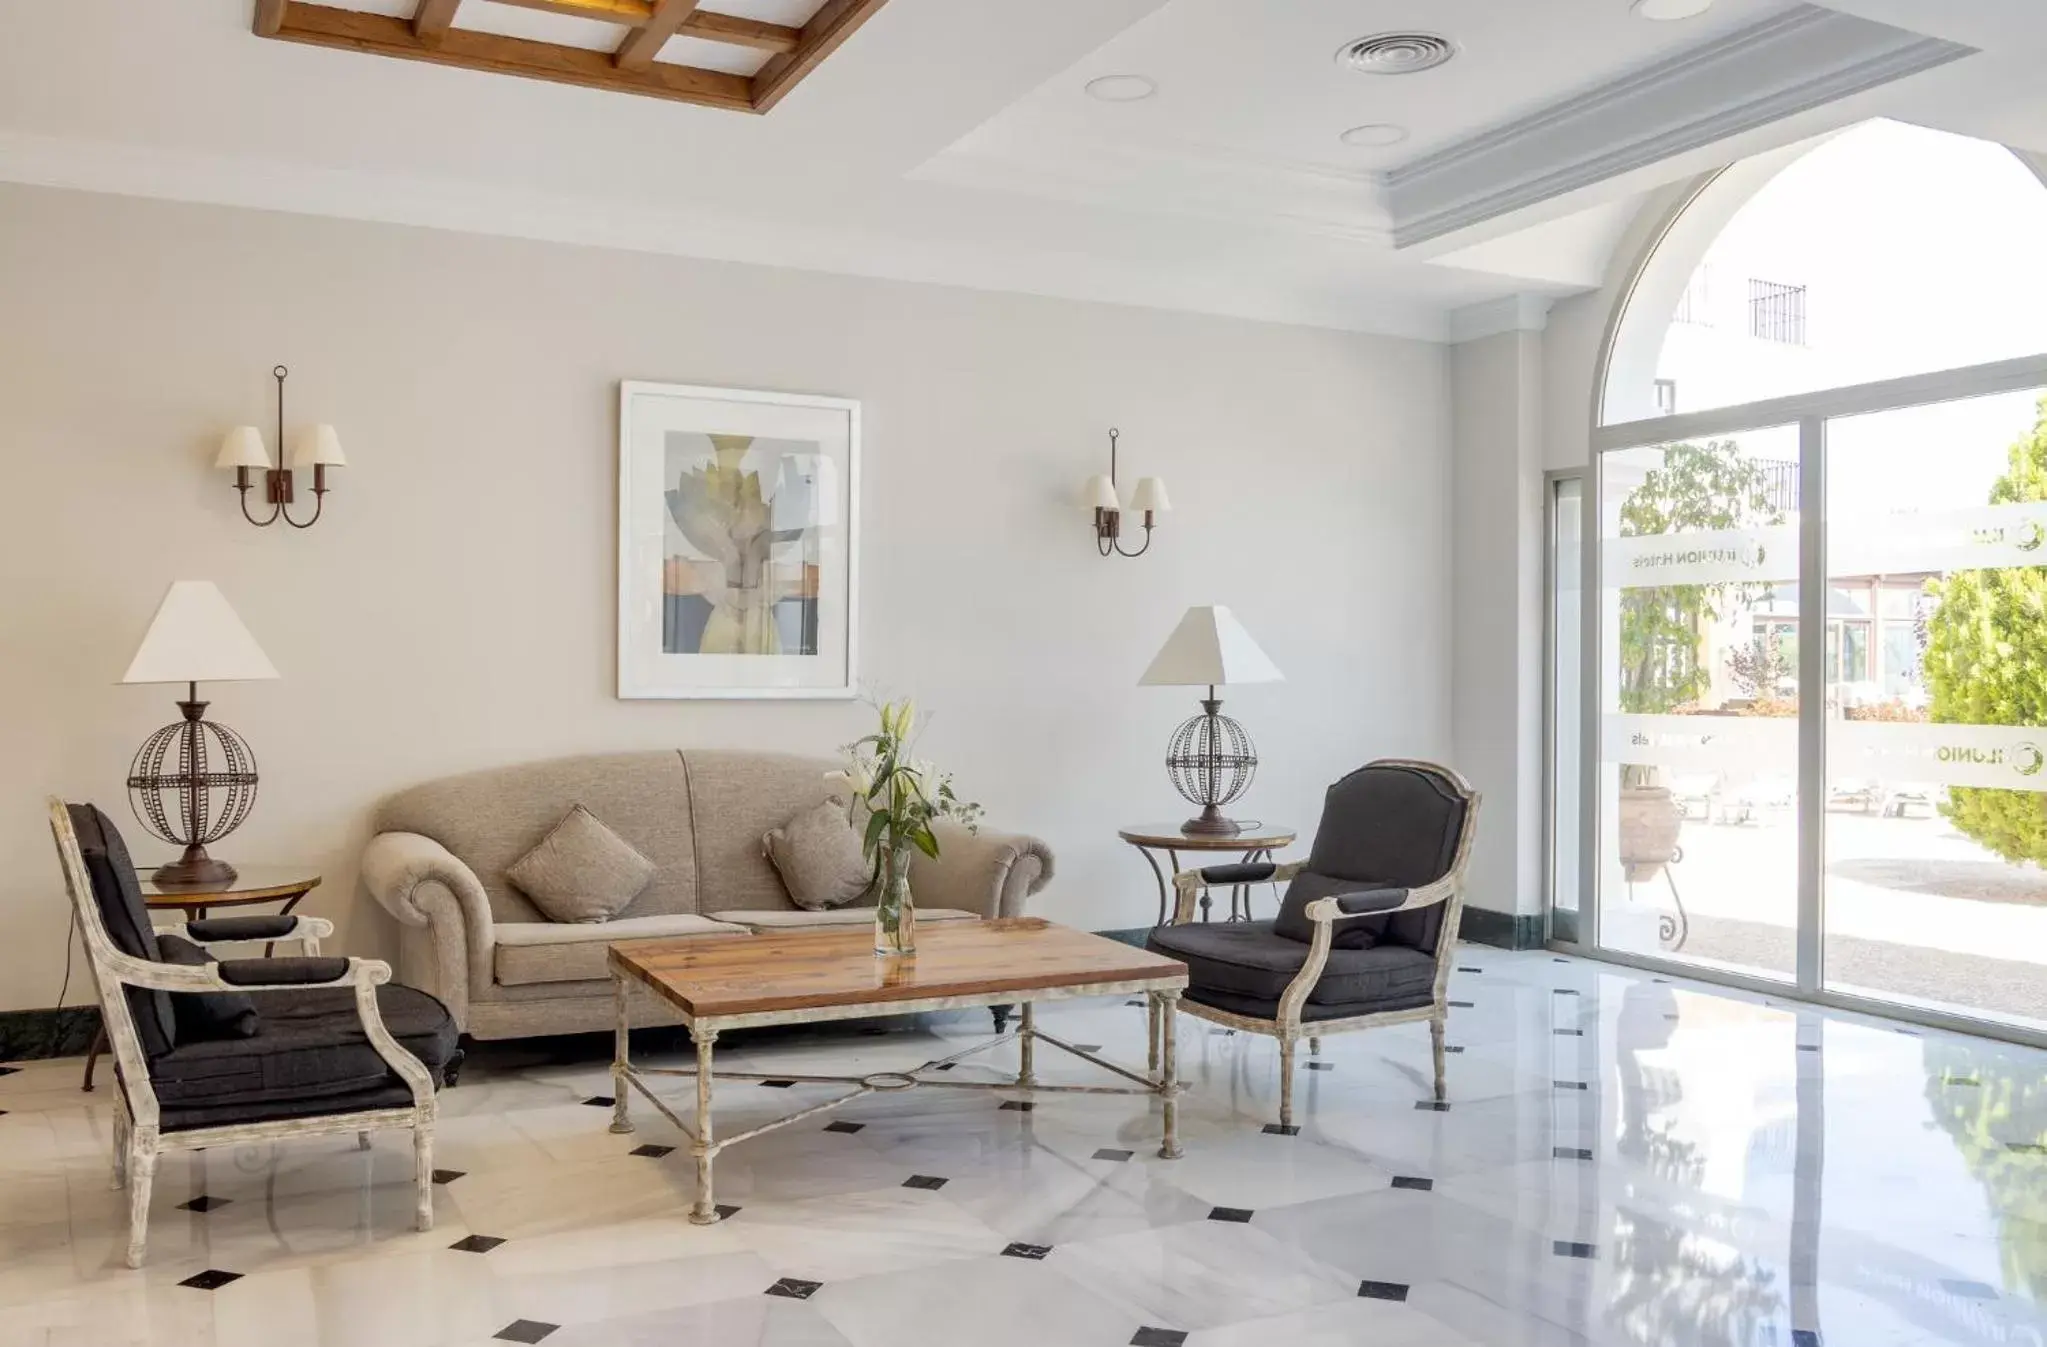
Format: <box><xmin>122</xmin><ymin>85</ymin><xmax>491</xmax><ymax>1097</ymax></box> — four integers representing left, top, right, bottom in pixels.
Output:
<box><xmin>1</xmin><ymin>0</ymin><xmax>2044</xmax><ymax>339</ymax></box>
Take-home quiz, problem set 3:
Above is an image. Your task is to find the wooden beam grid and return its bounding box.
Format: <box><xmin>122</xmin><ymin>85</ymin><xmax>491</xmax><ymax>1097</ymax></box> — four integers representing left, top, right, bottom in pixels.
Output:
<box><xmin>253</xmin><ymin>0</ymin><xmax>887</xmax><ymax>112</ymax></box>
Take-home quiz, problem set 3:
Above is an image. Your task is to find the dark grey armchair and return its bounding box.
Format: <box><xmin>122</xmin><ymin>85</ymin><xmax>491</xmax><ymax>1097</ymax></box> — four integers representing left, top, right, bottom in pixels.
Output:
<box><xmin>49</xmin><ymin>800</ymin><xmax>463</xmax><ymax>1267</ymax></box>
<box><xmin>1144</xmin><ymin>760</ymin><xmax>1479</xmax><ymax>1129</ymax></box>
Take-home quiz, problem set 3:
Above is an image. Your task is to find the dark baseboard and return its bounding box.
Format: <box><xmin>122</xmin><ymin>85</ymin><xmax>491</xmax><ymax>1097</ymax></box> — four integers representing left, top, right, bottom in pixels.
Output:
<box><xmin>0</xmin><ymin>1005</ymin><xmax>100</xmax><ymax>1062</ymax></box>
<box><xmin>1458</xmin><ymin>907</ymin><xmax>1546</xmax><ymax>950</ymax></box>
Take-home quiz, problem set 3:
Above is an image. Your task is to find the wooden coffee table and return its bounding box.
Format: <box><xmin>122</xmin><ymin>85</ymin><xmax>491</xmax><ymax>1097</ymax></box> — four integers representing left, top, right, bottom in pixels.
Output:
<box><xmin>606</xmin><ymin>918</ymin><xmax>1191</xmax><ymax>1224</ymax></box>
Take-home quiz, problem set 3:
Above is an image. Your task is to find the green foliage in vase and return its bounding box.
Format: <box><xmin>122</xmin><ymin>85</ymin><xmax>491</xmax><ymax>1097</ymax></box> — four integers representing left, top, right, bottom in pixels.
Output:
<box><xmin>829</xmin><ymin>698</ymin><xmax>984</xmax><ymax>886</ymax></box>
<box><xmin>1923</xmin><ymin>398</ymin><xmax>2047</xmax><ymax>865</ymax></box>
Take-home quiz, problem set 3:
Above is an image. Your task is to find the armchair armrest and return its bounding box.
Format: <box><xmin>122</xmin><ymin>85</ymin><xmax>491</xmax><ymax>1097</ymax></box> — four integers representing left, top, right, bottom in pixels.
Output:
<box><xmin>215</xmin><ymin>956</ymin><xmax>351</xmax><ymax>986</ymax></box>
<box><xmin>1305</xmin><ymin>888</ymin><xmax>1408</xmax><ymax>922</ymax></box>
<box><xmin>360</xmin><ymin>832</ymin><xmax>492</xmax><ymax>935</ymax></box>
<box><xmin>167</xmin><ymin>914</ymin><xmax>334</xmax><ymax>954</ymax></box>
<box><xmin>1171</xmin><ymin>861</ymin><xmax>1305</xmax><ymax>924</ymax></box>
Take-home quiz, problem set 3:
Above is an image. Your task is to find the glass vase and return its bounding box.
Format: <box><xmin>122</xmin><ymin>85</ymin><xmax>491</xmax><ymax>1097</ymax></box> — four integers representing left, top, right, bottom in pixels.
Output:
<box><xmin>873</xmin><ymin>849</ymin><xmax>917</xmax><ymax>957</ymax></box>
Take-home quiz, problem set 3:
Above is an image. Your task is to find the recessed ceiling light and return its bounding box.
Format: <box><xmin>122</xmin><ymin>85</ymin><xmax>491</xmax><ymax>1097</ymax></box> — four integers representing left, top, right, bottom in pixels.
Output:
<box><xmin>1085</xmin><ymin>75</ymin><xmax>1157</xmax><ymax>103</ymax></box>
<box><xmin>1340</xmin><ymin>124</ymin><xmax>1410</xmax><ymax>148</ymax></box>
<box><xmin>1336</xmin><ymin>33</ymin><xmax>1456</xmax><ymax>76</ymax></box>
<box><xmin>1631</xmin><ymin>0</ymin><xmax>1714</xmax><ymax>19</ymax></box>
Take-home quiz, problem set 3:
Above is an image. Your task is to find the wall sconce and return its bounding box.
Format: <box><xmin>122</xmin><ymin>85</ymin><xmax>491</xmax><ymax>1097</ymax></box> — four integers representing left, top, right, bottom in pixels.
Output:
<box><xmin>1083</xmin><ymin>428</ymin><xmax>1170</xmax><ymax>557</ymax></box>
<box><xmin>215</xmin><ymin>365</ymin><xmax>345</xmax><ymax>529</ymax></box>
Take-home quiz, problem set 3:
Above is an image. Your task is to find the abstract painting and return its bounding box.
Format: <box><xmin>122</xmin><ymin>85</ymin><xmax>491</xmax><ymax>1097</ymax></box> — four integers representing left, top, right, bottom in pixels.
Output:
<box><xmin>618</xmin><ymin>383</ymin><xmax>857</xmax><ymax>698</ymax></box>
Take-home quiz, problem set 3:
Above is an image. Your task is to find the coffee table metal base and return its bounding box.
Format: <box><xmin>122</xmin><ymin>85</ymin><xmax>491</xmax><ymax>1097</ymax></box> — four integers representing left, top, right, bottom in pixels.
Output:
<box><xmin>608</xmin><ymin>983</ymin><xmax>1184</xmax><ymax>1225</ymax></box>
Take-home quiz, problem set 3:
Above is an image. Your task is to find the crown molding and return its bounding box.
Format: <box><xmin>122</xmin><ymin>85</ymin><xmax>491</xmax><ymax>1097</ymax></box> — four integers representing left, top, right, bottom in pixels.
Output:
<box><xmin>1449</xmin><ymin>294</ymin><xmax>1554</xmax><ymax>344</ymax></box>
<box><xmin>1386</xmin><ymin>4</ymin><xmax>1975</xmax><ymax>248</ymax></box>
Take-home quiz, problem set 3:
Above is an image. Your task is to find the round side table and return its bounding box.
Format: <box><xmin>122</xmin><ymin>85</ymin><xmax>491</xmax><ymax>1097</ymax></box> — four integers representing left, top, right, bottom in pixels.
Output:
<box><xmin>1118</xmin><ymin>823</ymin><xmax>1297</xmax><ymax>926</ymax></box>
<box><xmin>81</xmin><ymin>866</ymin><xmax>323</xmax><ymax>1093</ymax></box>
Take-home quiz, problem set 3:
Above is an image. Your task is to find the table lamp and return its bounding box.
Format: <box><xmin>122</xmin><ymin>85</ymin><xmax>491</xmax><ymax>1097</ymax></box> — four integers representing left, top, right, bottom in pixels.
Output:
<box><xmin>121</xmin><ymin>581</ymin><xmax>280</xmax><ymax>886</ymax></box>
<box><xmin>1139</xmin><ymin>606</ymin><xmax>1284</xmax><ymax>835</ymax></box>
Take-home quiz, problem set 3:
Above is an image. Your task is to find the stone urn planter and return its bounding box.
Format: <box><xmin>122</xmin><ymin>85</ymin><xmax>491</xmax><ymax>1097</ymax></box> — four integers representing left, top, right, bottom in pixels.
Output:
<box><xmin>1618</xmin><ymin>784</ymin><xmax>1685</xmax><ymax>884</ymax></box>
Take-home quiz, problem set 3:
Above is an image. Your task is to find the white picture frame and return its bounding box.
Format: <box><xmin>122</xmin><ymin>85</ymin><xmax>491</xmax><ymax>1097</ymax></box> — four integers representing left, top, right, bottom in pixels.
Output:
<box><xmin>617</xmin><ymin>381</ymin><xmax>860</xmax><ymax>699</ymax></box>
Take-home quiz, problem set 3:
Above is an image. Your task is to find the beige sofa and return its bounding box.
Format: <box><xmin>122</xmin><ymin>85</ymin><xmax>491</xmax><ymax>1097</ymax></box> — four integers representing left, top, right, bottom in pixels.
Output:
<box><xmin>360</xmin><ymin>750</ymin><xmax>1054</xmax><ymax>1040</ymax></box>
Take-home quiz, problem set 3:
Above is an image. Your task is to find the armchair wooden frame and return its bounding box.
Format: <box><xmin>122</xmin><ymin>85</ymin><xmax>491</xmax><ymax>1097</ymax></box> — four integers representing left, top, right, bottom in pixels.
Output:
<box><xmin>1158</xmin><ymin>760</ymin><xmax>1481</xmax><ymax>1130</ymax></box>
<box><xmin>48</xmin><ymin>800</ymin><xmax>439</xmax><ymax>1268</ymax></box>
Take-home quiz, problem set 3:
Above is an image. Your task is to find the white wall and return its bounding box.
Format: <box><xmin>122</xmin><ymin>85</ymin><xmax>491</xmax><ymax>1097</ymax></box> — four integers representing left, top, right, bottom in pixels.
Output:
<box><xmin>1450</xmin><ymin>329</ymin><xmax>1546</xmax><ymax>919</ymax></box>
<box><xmin>0</xmin><ymin>184</ymin><xmax>1453</xmax><ymax>1013</ymax></box>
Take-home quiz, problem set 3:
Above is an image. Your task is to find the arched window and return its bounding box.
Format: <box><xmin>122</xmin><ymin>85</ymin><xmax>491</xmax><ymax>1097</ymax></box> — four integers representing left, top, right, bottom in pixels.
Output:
<box><xmin>1565</xmin><ymin>120</ymin><xmax>2047</xmax><ymax>1041</ymax></box>
<box><xmin>1602</xmin><ymin>121</ymin><xmax>2047</xmax><ymax>426</ymax></box>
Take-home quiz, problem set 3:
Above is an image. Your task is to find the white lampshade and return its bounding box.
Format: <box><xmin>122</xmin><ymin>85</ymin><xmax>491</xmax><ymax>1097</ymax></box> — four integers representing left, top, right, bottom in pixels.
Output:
<box><xmin>289</xmin><ymin>424</ymin><xmax>347</xmax><ymax>469</ymax></box>
<box><xmin>1139</xmin><ymin>605</ymin><xmax>1284</xmax><ymax>687</ymax></box>
<box><xmin>214</xmin><ymin>426</ymin><xmax>271</xmax><ymax>470</ymax></box>
<box><xmin>1128</xmin><ymin>476</ymin><xmax>1171</xmax><ymax>513</ymax></box>
<box><xmin>121</xmin><ymin>581</ymin><xmax>281</xmax><ymax>685</ymax></box>
<box><xmin>1083</xmin><ymin>474</ymin><xmax>1121</xmax><ymax>511</ymax></box>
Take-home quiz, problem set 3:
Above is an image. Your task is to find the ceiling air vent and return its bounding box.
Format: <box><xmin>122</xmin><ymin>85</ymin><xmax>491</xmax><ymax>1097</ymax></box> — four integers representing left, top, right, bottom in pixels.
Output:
<box><xmin>1337</xmin><ymin>33</ymin><xmax>1456</xmax><ymax>75</ymax></box>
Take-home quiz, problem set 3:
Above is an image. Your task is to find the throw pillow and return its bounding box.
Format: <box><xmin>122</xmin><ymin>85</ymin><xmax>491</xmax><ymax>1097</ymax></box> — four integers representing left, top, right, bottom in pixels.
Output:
<box><xmin>1272</xmin><ymin>871</ymin><xmax>1393</xmax><ymax>950</ymax></box>
<box><xmin>506</xmin><ymin>805</ymin><xmax>656</xmax><ymax>923</ymax></box>
<box><xmin>763</xmin><ymin>800</ymin><xmax>873</xmax><ymax>911</ymax></box>
<box><xmin>156</xmin><ymin>934</ymin><xmax>260</xmax><ymax>1041</ymax></box>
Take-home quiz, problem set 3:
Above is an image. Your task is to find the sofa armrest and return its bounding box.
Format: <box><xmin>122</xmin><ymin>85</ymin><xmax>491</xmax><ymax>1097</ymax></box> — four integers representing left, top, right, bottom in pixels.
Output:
<box><xmin>361</xmin><ymin>831</ymin><xmax>493</xmax><ymax>1031</ymax></box>
<box><xmin>909</xmin><ymin>822</ymin><xmax>1055</xmax><ymax>920</ymax></box>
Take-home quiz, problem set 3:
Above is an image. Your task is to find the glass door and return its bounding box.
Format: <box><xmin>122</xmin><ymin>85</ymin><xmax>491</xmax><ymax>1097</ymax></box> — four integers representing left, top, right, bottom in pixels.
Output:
<box><xmin>1595</xmin><ymin>427</ymin><xmax>1803</xmax><ymax>980</ymax></box>
<box><xmin>1822</xmin><ymin>389</ymin><xmax>2047</xmax><ymax>1033</ymax></box>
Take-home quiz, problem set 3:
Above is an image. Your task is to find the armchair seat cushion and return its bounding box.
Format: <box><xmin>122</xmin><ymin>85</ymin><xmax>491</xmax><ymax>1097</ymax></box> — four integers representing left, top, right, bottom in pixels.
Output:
<box><xmin>150</xmin><ymin>984</ymin><xmax>460</xmax><ymax>1130</ymax></box>
<box><xmin>1146</xmin><ymin>921</ymin><xmax>1438</xmax><ymax>1008</ymax></box>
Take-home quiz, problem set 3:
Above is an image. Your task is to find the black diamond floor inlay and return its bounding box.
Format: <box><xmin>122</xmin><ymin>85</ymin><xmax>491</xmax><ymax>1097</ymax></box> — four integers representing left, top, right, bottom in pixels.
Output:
<box><xmin>761</xmin><ymin>1080</ymin><xmax>796</xmax><ymax>1089</ymax></box>
<box><xmin>903</xmin><ymin>1174</ymin><xmax>948</xmax><ymax>1190</ymax></box>
<box><xmin>1002</xmin><ymin>1242</ymin><xmax>1053</xmax><ymax>1260</ymax></box>
<box><xmin>1554</xmin><ymin>1029</ymin><xmax>1583</xmax><ymax>1037</ymax></box>
<box><xmin>1555</xmin><ymin>1147</ymin><xmax>1593</xmax><ymax>1161</ymax></box>
<box><xmin>1443</xmin><ymin>1045</ymin><xmax>1464</xmax><ymax>1054</ymax></box>
<box><xmin>1448</xmin><ymin>1000</ymin><xmax>1475</xmax><ymax>1009</ymax></box>
<box><xmin>581</xmin><ymin>1096</ymin><xmax>613</xmax><ymax>1108</ymax></box>
<box><xmin>494</xmin><ymin>1321</ymin><xmax>558</xmax><ymax>1344</ymax></box>
<box><xmin>432</xmin><ymin>1169</ymin><xmax>465</xmax><ymax>1184</ymax></box>
<box><xmin>824</xmin><ymin>1121</ymin><xmax>865</xmax><ymax>1134</ymax></box>
<box><xmin>1553</xmin><ymin>988</ymin><xmax>1580</xmax><ymax>996</ymax></box>
<box><xmin>178</xmin><ymin>1195</ymin><xmax>230</xmax><ymax>1213</ymax></box>
<box><xmin>715</xmin><ymin>1204</ymin><xmax>741</xmax><ymax>1220</ymax></box>
<box><xmin>1263</xmin><ymin>1123</ymin><xmax>1302</xmax><ymax>1136</ymax></box>
<box><xmin>766</xmin><ymin>1278</ymin><xmax>823</xmax><ymax>1300</ymax></box>
<box><xmin>1457</xmin><ymin>966</ymin><xmax>1483</xmax><ymax>973</ymax></box>
<box><xmin>178</xmin><ymin>1270</ymin><xmax>243</xmax><ymax>1291</ymax></box>
<box><xmin>1554</xmin><ymin>1241</ymin><xmax>1598</xmax><ymax>1259</ymax></box>
<box><xmin>1000</xmin><ymin>1100</ymin><xmax>1034</xmax><ymax>1112</ymax></box>
<box><xmin>1792</xmin><ymin>1332</ymin><xmax>1822</xmax><ymax>1347</ymax></box>
<box><xmin>1094</xmin><ymin>1148</ymin><xmax>1135</xmax><ymax>1162</ymax></box>
<box><xmin>1415</xmin><ymin>1101</ymin><xmax>1450</xmax><ymax>1112</ymax></box>
<box><xmin>1071</xmin><ymin>1044</ymin><xmax>1103</xmax><ymax>1053</ymax></box>
<box><xmin>450</xmin><ymin>1235</ymin><xmax>506</xmax><ymax>1253</ymax></box>
<box><xmin>1305</xmin><ymin>1061</ymin><xmax>1334</xmax><ymax>1071</ymax></box>
<box><xmin>1131</xmin><ymin>1329</ymin><xmax>1187</xmax><ymax>1347</ymax></box>
<box><xmin>1391</xmin><ymin>1176</ymin><xmax>1433</xmax><ymax>1191</ymax></box>
<box><xmin>1358</xmin><ymin>1280</ymin><xmax>1410</xmax><ymax>1302</ymax></box>
<box><xmin>1554</xmin><ymin>1080</ymin><xmax>1588</xmax><ymax>1091</ymax></box>
<box><xmin>1125</xmin><ymin>999</ymin><xmax>1146</xmax><ymax>1007</ymax></box>
<box><xmin>630</xmin><ymin>1144</ymin><xmax>674</xmax><ymax>1158</ymax></box>
<box><xmin>1797</xmin><ymin>1045</ymin><xmax>1821</xmax><ymax>1053</ymax></box>
<box><xmin>1941</xmin><ymin>1279</ymin><xmax>1999</xmax><ymax>1300</ymax></box>
<box><xmin>935</xmin><ymin>1063</ymin><xmax>956</xmax><ymax>1071</ymax></box>
<box><xmin>1207</xmin><ymin>1207</ymin><xmax>1254</xmax><ymax>1223</ymax></box>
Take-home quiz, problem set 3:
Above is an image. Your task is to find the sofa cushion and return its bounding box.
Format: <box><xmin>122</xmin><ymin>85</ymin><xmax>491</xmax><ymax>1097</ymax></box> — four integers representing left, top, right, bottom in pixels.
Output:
<box><xmin>1145</xmin><ymin>921</ymin><xmax>1439</xmax><ymax>1007</ymax></box>
<box><xmin>709</xmin><ymin>908</ymin><xmax>980</xmax><ymax>932</ymax></box>
<box><xmin>505</xmin><ymin>805</ymin><xmax>657</xmax><ymax>924</ymax></box>
<box><xmin>493</xmin><ymin>914</ymin><xmax>750</xmax><ymax>986</ymax></box>
<box><xmin>156</xmin><ymin>934</ymin><xmax>259</xmax><ymax>1041</ymax></box>
<box><xmin>374</xmin><ymin>752</ymin><xmax>700</xmax><ymax>924</ymax></box>
<box><xmin>763</xmin><ymin>800</ymin><xmax>872</xmax><ymax>911</ymax></box>
<box><xmin>684</xmin><ymin>750</ymin><xmax>840</xmax><ymax>912</ymax></box>
<box><xmin>150</xmin><ymin>983</ymin><xmax>459</xmax><ymax>1130</ymax></box>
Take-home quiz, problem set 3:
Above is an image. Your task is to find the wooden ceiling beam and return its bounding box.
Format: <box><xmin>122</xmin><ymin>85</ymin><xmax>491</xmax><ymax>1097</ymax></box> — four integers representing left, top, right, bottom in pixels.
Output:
<box><xmin>749</xmin><ymin>0</ymin><xmax>890</xmax><ymax>112</ymax></box>
<box><xmin>480</xmin><ymin>0</ymin><xmax>800</xmax><ymax>55</ymax></box>
<box><xmin>615</xmin><ymin>0</ymin><xmax>702</xmax><ymax>72</ymax></box>
<box><xmin>413</xmin><ymin>0</ymin><xmax>462</xmax><ymax>42</ymax></box>
<box><xmin>257</xmin><ymin>2</ymin><xmax>756</xmax><ymax>111</ymax></box>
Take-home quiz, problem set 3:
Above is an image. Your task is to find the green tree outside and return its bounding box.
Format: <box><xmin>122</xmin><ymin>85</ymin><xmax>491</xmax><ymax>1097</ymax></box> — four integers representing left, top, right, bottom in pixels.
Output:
<box><xmin>1924</xmin><ymin>398</ymin><xmax>2047</xmax><ymax>865</ymax></box>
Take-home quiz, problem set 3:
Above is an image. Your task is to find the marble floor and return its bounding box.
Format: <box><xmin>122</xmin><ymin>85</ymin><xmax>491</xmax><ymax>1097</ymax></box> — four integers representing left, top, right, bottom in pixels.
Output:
<box><xmin>3</xmin><ymin>947</ymin><xmax>2045</xmax><ymax>1346</ymax></box>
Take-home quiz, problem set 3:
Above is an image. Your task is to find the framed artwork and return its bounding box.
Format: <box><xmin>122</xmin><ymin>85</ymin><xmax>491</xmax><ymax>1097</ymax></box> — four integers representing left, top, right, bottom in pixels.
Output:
<box><xmin>617</xmin><ymin>381</ymin><xmax>859</xmax><ymax>699</ymax></box>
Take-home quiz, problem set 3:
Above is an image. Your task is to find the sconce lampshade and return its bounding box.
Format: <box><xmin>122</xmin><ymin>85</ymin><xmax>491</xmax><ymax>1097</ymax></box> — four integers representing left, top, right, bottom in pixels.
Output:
<box><xmin>289</xmin><ymin>424</ymin><xmax>347</xmax><ymax>469</ymax></box>
<box><xmin>1083</xmin><ymin>474</ymin><xmax>1121</xmax><ymax>511</ymax></box>
<box><xmin>214</xmin><ymin>426</ymin><xmax>271</xmax><ymax>470</ymax></box>
<box><xmin>1128</xmin><ymin>476</ymin><xmax>1171</xmax><ymax>514</ymax></box>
